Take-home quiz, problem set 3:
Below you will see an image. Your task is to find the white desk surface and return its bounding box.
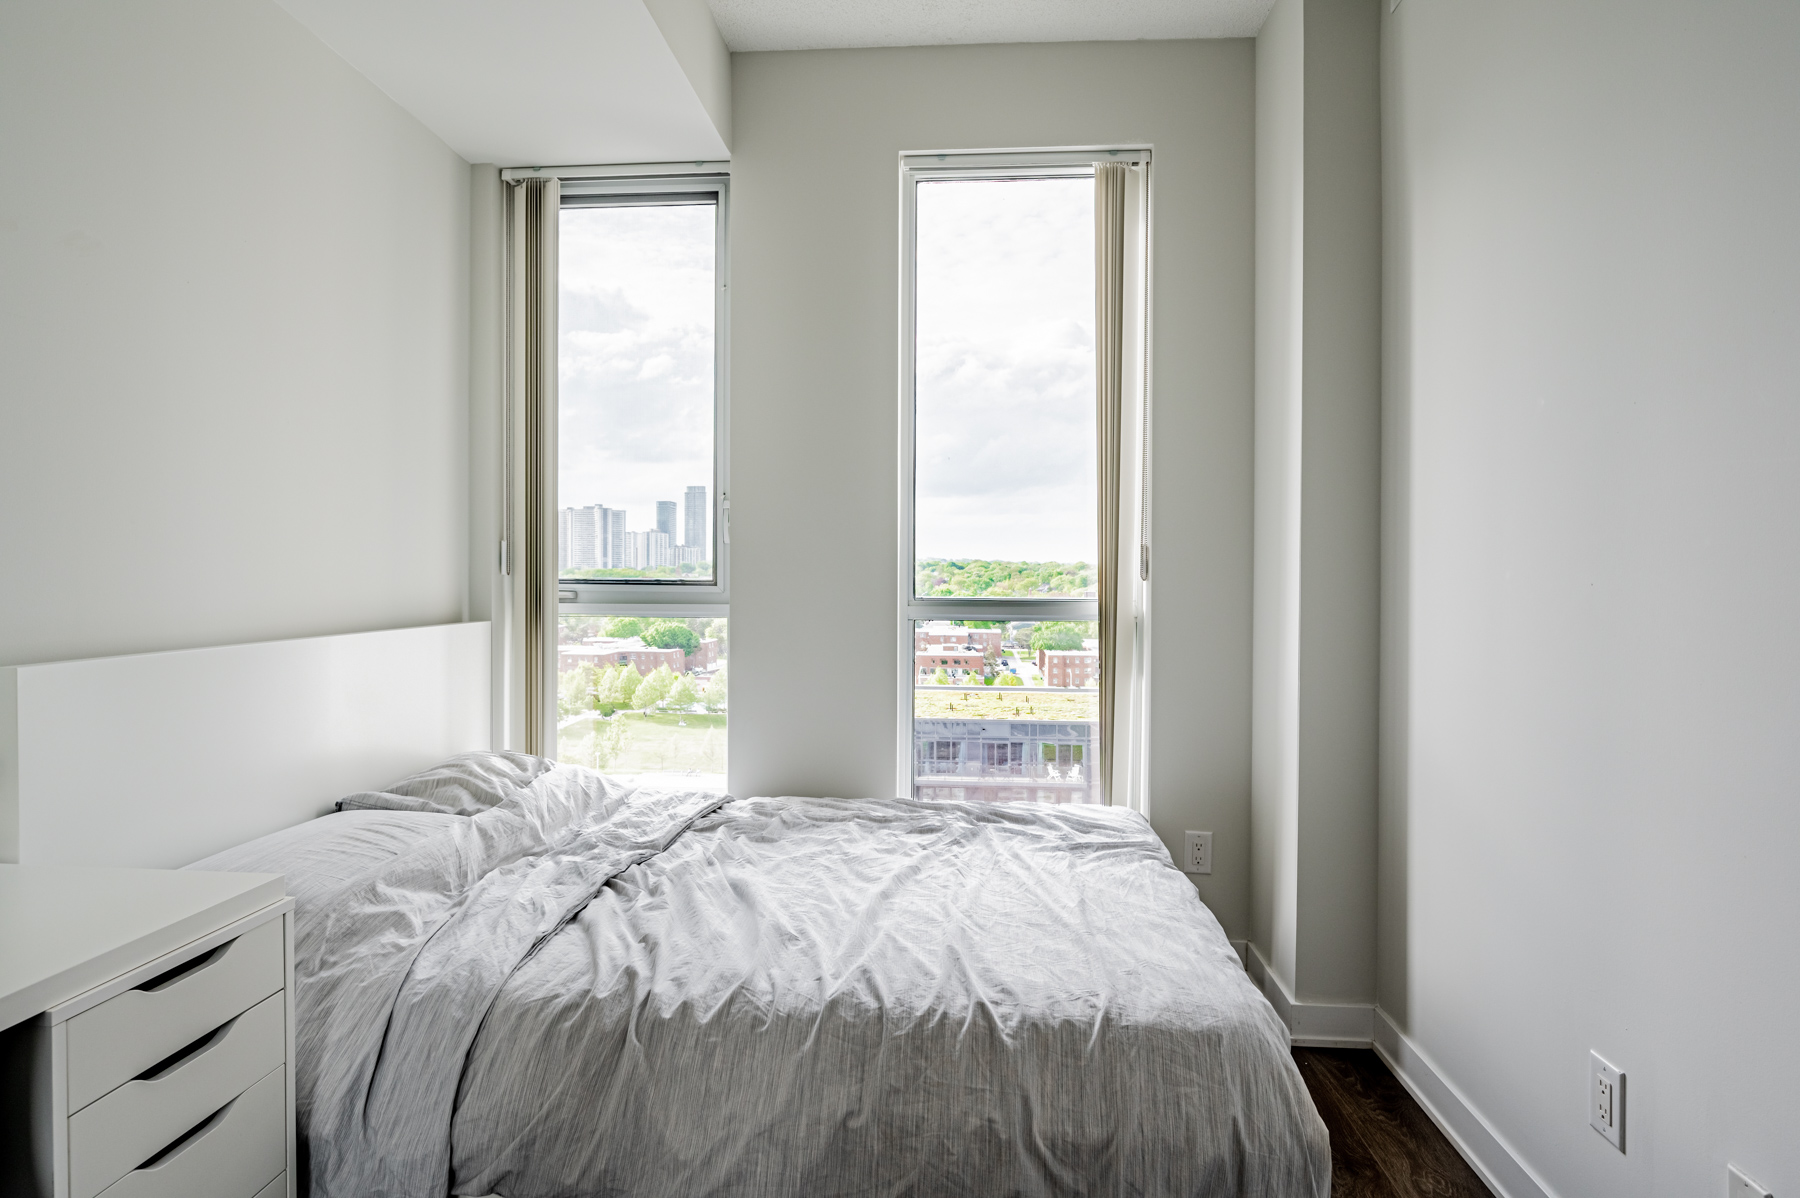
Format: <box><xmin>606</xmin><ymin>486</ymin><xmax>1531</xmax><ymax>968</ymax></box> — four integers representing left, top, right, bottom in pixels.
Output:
<box><xmin>0</xmin><ymin>864</ymin><xmax>286</xmax><ymax>1032</ymax></box>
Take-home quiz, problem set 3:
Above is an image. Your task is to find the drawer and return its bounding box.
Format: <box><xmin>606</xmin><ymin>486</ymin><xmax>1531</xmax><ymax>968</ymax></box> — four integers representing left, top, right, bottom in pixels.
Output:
<box><xmin>70</xmin><ymin>992</ymin><xmax>285</xmax><ymax>1198</ymax></box>
<box><xmin>96</xmin><ymin>1064</ymin><xmax>286</xmax><ymax>1198</ymax></box>
<box><xmin>67</xmin><ymin>918</ymin><xmax>283</xmax><ymax>1111</ymax></box>
<box><xmin>251</xmin><ymin>1173</ymin><xmax>288</xmax><ymax>1198</ymax></box>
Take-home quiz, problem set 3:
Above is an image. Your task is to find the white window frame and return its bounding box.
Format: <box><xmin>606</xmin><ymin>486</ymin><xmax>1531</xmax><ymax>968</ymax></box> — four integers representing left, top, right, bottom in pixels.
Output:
<box><xmin>893</xmin><ymin>147</ymin><xmax>1153</xmax><ymax>809</ymax></box>
<box><xmin>546</xmin><ymin>168</ymin><xmax>731</xmax><ymax>615</ymax></box>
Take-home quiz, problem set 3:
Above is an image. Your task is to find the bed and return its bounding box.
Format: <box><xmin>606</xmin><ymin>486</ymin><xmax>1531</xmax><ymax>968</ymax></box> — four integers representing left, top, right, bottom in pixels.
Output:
<box><xmin>189</xmin><ymin>752</ymin><xmax>1329</xmax><ymax>1198</ymax></box>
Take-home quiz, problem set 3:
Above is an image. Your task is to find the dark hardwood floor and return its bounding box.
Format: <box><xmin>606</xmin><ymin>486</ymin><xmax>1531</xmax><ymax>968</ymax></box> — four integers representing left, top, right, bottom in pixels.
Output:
<box><xmin>1293</xmin><ymin>1047</ymin><xmax>1493</xmax><ymax>1198</ymax></box>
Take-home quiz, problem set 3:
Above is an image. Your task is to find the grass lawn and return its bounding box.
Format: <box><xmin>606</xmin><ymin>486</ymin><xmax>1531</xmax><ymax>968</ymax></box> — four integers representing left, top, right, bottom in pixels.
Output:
<box><xmin>559</xmin><ymin>711</ymin><xmax>726</xmax><ymax>775</ymax></box>
<box><xmin>912</xmin><ymin>689</ymin><xmax>1097</xmax><ymax>721</ymax></box>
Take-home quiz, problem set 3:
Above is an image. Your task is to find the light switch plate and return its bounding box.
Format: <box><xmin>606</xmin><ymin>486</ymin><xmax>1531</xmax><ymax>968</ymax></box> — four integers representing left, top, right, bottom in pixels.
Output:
<box><xmin>1589</xmin><ymin>1051</ymin><xmax>1625</xmax><ymax>1151</ymax></box>
<box><xmin>1729</xmin><ymin>1164</ymin><xmax>1773</xmax><ymax>1198</ymax></box>
<box><xmin>1183</xmin><ymin>831</ymin><xmax>1213</xmax><ymax>874</ymax></box>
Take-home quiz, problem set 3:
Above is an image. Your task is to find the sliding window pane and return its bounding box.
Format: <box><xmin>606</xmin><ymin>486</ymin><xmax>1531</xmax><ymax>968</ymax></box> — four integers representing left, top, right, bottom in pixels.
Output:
<box><xmin>913</xmin><ymin>177</ymin><xmax>1096</xmax><ymax>600</ymax></box>
<box><xmin>556</xmin><ymin>615</ymin><xmax>727</xmax><ymax>790</ymax></box>
<box><xmin>559</xmin><ymin>200</ymin><xmax>716</xmax><ymax>582</ymax></box>
<box><xmin>911</xmin><ymin>619</ymin><xmax>1099</xmax><ymax>804</ymax></box>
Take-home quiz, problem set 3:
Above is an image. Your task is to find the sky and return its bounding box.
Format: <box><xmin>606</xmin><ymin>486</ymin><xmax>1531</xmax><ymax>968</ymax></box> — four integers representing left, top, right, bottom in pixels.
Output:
<box><xmin>558</xmin><ymin>202</ymin><xmax>714</xmax><ymax>545</ymax></box>
<box><xmin>914</xmin><ymin>175</ymin><xmax>1097</xmax><ymax>565</ymax></box>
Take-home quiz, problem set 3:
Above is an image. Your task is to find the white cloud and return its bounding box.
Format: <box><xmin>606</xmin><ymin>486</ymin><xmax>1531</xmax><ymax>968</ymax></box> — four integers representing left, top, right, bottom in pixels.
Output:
<box><xmin>914</xmin><ymin>176</ymin><xmax>1097</xmax><ymax>563</ymax></box>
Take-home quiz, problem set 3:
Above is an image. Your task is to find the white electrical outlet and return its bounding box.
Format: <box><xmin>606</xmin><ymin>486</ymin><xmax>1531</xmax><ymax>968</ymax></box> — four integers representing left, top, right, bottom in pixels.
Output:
<box><xmin>1589</xmin><ymin>1051</ymin><xmax>1625</xmax><ymax>1151</ymax></box>
<box><xmin>1729</xmin><ymin>1164</ymin><xmax>1774</xmax><ymax>1198</ymax></box>
<box><xmin>1183</xmin><ymin>831</ymin><xmax>1213</xmax><ymax>875</ymax></box>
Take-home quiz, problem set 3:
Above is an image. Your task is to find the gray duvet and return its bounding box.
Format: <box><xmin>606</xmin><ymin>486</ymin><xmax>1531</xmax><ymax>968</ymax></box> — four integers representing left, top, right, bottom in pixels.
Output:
<box><xmin>191</xmin><ymin>762</ymin><xmax>1328</xmax><ymax>1198</ymax></box>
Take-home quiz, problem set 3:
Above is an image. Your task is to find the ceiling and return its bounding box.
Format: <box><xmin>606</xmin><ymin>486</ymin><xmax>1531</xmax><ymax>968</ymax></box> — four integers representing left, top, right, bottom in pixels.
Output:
<box><xmin>274</xmin><ymin>0</ymin><xmax>729</xmax><ymax>166</ymax></box>
<box><xmin>706</xmin><ymin>0</ymin><xmax>1276</xmax><ymax>53</ymax></box>
<box><xmin>273</xmin><ymin>0</ymin><xmax>1269</xmax><ymax>167</ymax></box>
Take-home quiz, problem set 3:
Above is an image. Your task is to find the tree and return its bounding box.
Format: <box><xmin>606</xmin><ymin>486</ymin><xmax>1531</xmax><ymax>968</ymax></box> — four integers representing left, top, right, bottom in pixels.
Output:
<box><xmin>601</xmin><ymin>616</ymin><xmax>645</xmax><ymax>639</ymax></box>
<box><xmin>634</xmin><ymin>664</ymin><xmax>677</xmax><ymax>710</ymax></box>
<box><xmin>558</xmin><ymin>665</ymin><xmax>593</xmax><ymax>718</ymax></box>
<box><xmin>666</xmin><ymin>672</ymin><xmax>701</xmax><ymax>709</ymax></box>
<box><xmin>1029</xmin><ymin>621</ymin><xmax>1093</xmax><ymax>652</ymax></box>
<box><xmin>932</xmin><ymin>668</ymin><xmax>950</xmax><ymax>685</ymax></box>
<box><xmin>579</xmin><ymin>716</ymin><xmax>627</xmax><ymax>771</ymax></box>
<box><xmin>598</xmin><ymin>665</ymin><xmax>641</xmax><ymax>712</ymax></box>
<box><xmin>640</xmin><ymin>619</ymin><xmax>700</xmax><ymax>655</ymax></box>
<box><xmin>703</xmin><ymin>665</ymin><xmax>728</xmax><ymax>712</ymax></box>
<box><xmin>999</xmin><ymin>672</ymin><xmax>1024</xmax><ymax>686</ymax></box>
<box><xmin>703</xmin><ymin>617</ymin><xmax>728</xmax><ymax>653</ymax></box>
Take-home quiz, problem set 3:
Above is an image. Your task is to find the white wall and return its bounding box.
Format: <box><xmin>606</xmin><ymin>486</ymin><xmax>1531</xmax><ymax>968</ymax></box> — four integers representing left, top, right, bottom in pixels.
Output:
<box><xmin>728</xmin><ymin>41</ymin><xmax>1257</xmax><ymax>935</ymax></box>
<box><xmin>1383</xmin><ymin>1</ymin><xmax>1800</xmax><ymax>1194</ymax></box>
<box><xmin>0</xmin><ymin>0</ymin><xmax>472</xmax><ymax>670</ymax></box>
<box><xmin>1250</xmin><ymin>0</ymin><xmax>1382</xmax><ymax>1008</ymax></box>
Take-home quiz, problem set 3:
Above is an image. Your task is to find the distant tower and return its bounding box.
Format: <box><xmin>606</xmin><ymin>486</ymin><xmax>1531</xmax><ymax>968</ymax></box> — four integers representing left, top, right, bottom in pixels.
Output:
<box><xmin>656</xmin><ymin>500</ymin><xmax>677</xmax><ymax>540</ymax></box>
<box><xmin>683</xmin><ymin>486</ymin><xmax>707</xmax><ymax>551</ymax></box>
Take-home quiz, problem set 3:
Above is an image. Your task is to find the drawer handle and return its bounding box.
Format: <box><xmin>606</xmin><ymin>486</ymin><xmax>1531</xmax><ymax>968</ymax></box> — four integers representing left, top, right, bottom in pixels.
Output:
<box><xmin>136</xmin><ymin>941</ymin><xmax>230</xmax><ymax>993</ymax></box>
<box><xmin>136</xmin><ymin>1094</ymin><xmax>235</xmax><ymax>1172</ymax></box>
<box><xmin>136</xmin><ymin>1013</ymin><xmax>237</xmax><ymax>1083</ymax></box>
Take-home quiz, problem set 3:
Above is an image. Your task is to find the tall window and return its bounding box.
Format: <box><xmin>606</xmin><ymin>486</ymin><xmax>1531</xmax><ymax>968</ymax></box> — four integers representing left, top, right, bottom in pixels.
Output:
<box><xmin>553</xmin><ymin>177</ymin><xmax>728</xmax><ymax>788</ymax></box>
<box><xmin>903</xmin><ymin>161</ymin><xmax>1112</xmax><ymax>805</ymax></box>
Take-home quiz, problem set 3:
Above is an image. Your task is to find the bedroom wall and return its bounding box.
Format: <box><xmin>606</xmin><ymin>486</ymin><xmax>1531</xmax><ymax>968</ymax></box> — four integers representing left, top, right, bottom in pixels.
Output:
<box><xmin>0</xmin><ymin>0</ymin><xmax>471</xmax><ymax>670</ymax></box>
<box><xmin>1250</xmin><ymin>0</ymin><xmax>1383</xmax><ymax>1012</ymax></box>
<box><xmin>1382</xmin><ymin>1</ymin><xmax>1800</xmax><ymax>1194</ymax></box>
<box><xmin>728</xmin><ymin>41</ymin><xmax>1258</xmax><ymax>938</ymax></box>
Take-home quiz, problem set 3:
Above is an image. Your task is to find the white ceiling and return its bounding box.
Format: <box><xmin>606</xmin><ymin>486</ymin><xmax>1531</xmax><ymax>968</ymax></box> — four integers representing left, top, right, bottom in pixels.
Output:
<box><xmin>706</xmin><ymin>0</ymin><xmax>1276</xmax><ymax>53</ymax></box>
<box><xmin>274</xmin><ymin>0</ymin><xmax>729</xmax><ymax>166</ymax></box>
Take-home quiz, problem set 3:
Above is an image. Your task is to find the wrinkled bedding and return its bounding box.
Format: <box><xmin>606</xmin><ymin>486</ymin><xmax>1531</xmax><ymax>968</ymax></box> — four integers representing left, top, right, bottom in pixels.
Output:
<box><xmin>192</xmin><ymin>760</ymin><xmax>1328</xmax><ymax>1198</ymax></box>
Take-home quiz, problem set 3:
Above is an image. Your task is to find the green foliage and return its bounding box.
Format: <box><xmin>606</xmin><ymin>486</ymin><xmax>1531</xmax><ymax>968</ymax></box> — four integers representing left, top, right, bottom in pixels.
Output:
<box><xmin>932</xmin><ymin>668</ymin><xmax>951</xmax><ymax>685</ymax></box>
<box><xmin>998</xmin><ymin>673</ymin><xmax>1024</xmax><ymax>686</ymax></box>
<box><xmin>981</xmin><ymin>675</ymin><xmax>994</xmax><ymax>685</ymax></box>
<box><xmin>575</xmin><ymin>717</ymin><xmax>627</xmax><ymax>771</ymax></box>
<box><xmin>634</xmin><ymin>664</ymin><xmax>678</xmax><ymax>710</ymax></box>
<box><xmin>703</xmin><ymin>618</ymin><xmax>728</xmax><ymax>653</ymax></box>
<box><xmin>559</xmin><ymin>664</ymin><xmax>600</xmax><ymax>718</ymax></box>
<box><xmin>665</xmin><ymin>672</ymin><xmax>701</xmax><ymax>709</ymax></box>
<box><xmin>703</xmin><ymin>665</ymin><xmax>728</xmax><ymax>712</ymax></box>
<box><xmin>639</xmin><ymin>620</ymin><xmax>700</xmax><ymax>655</ymax></box>
<box><xmin>601</xmin><ymin>616</ymin><xmax>645</xmax><ymax>638</ymax></box>
<box><xmin>915</xmin><ymin>559</ymin><xmax>1092</xmax><ymax>599</ymax></box>
<box><xmin>1029</xmin><ymin>621</ymin><xmax>1096</xmax><ymax>652</ymax></box>
<box><xmin>598</xmin><ymin>665</ymin><xmax>641</xmax><ymax>711</ymax></box>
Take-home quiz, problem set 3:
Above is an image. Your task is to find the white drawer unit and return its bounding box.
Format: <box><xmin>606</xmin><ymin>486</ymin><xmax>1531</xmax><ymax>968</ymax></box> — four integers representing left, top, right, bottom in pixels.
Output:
<box><xmin>0</xmin><ymin>866</ymin><xmax>295</xmax><ymax>1198</ymax></box>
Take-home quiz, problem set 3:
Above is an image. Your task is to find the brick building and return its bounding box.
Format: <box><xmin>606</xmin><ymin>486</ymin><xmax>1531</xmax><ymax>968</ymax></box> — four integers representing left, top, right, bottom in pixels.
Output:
<box><xmin>561</xmin><ymin>636</ymin><xmax>717</xmax><ymax>677</ymax></box>
<box><xmin>915</xmin><ymin>622</ymin><xmax>1002</xmax><ymax>655</ymax></box>
<box><xmin>916</xmin><ymin>646</ymin><xmax>984</xmax><ymax>680</ymax></box>
<box><xmin>1037</xmin><ymin>647</ymin><xmax>1098</xmax><ymax>688</ymax></box>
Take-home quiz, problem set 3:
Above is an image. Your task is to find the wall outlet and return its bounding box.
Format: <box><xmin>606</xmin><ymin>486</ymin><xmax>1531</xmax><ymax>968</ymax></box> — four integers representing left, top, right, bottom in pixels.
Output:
<box><xmin>1589</xmin><ymin>1051</ymin><xmax>1625</xmax><ymax>1151</ymax></box>
<box><xmin>1183</xmin><ymin>831</ymin><xmax>1213</xmax><ymax>874</ymax></box>
<box><xmin>1729</xmin><ymin>1164</ymin><xmax>1774</xmax><ymax>1198</ymax></box>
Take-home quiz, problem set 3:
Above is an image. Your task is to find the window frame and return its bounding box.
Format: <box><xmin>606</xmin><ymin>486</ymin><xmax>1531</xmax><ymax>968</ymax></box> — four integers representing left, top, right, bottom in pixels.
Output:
<box><xmin>555</xmin><ymin>172</ymin><xmax>731</xmax><ymax>613</ymax></box>
<box><xmin>894</xmin><ymin>148</ymin><xmax>1150</xmax><ymax>804</ymax></box>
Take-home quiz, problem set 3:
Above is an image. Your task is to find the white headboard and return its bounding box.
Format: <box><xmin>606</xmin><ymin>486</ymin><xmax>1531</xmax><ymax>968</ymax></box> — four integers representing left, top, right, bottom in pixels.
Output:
<box><xmin>0</xmin><ymin>622</ymin><xmax>491</xmax><ymax>868</ymax></box>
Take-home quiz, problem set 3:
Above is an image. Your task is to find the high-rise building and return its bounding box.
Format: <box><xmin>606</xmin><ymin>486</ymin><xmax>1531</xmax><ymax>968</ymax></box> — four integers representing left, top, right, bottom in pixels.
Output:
<box><xmin>644</xmin><ymin>530</ymin><xmax>673</xmax><ymax>569</ymax></box>
<box><xmin>600</xmin><ymin>508</ymin><xmax>626</xmax><ymax>569</ymax></box>
<box><xmin>559</xmin><ymin>505</ymin><xmax>606</xmax><ymax>570</ymax></box>
<box><xmin>683</xmin><ymin>486</ymin><xmax>706</xmax><ymax>550</ymax></box>
<box><xmin>656</xmin><ymin>501</ymin><xmax>677</xmax><ymax>540</ymax></box>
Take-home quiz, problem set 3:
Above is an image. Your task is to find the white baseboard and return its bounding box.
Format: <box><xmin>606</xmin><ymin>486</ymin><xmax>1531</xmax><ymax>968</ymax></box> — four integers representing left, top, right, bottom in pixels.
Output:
<box><xmin>1244</xmin><ymin>943</ymin><xmax>1375</xmax><ymax>1047</ymax></box>
<box><xmin>1372</xmin><ymin>1009</ymin><xmax>1558</xmax><ymax>1198</ymax></box>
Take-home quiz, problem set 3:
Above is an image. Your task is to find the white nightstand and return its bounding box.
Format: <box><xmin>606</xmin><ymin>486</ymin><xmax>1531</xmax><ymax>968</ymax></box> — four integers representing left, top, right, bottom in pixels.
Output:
<box><xmin>0</xmin><ymin>865</ymin><xmax>295</xmax><ymax>1198</ymax></box>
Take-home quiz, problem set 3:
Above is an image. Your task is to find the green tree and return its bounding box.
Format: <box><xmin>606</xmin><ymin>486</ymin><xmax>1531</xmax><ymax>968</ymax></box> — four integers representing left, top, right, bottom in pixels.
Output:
<box><xmin>601</xmin><ymin>616</ymin><xmax>645</xmax><ymax>638</ymax></box>
<box><xmin>703</xmin><ymin>665</ymin><xmax>728</xmax><ymax>712</ymax></box>
<box><xmin>703</xmin><ymin>617</ymin><xmax>728</xmax><ymax>654</ymax></box>
<box><xmin>599</xmin><ymin>665</ymin><xmax>642</xmax><ymax>711</ymax></box>
<box><xmin>999</xmin><ymin>673</ymin><xmax>1024</xmax><ymax>686</ymax></box>
<box><xmin>559</xmin><ymin>664</ymin><xmax>599</xmax><ymax>718</ymax></box>
<box><xmin>666</xmin><ymin>672</ymin><xmax>701</xmax><ymax>709</ymax></box>
<box><xmin>634</xmin><ymin>664</ymin><xmax>677</xmax><ymax>710</ymax></box>
<box><xmin>579</xmin><ymin>716</ymin><xmax>627</xmax><ymax>771</ymax></box>
<box><xmin>932</xmin><ymin>668</ymin><xmax>950</xmax><ymax>685</ymax></box>
<box><xmin>640</xmin><ymin>620</ymin><xmax>700</xmax><ymax>655</ymax></box>
<box><xmin>1029</xmin><ymin>621</ymin><xmax>1094</xmax><ymax>652</ymax></box>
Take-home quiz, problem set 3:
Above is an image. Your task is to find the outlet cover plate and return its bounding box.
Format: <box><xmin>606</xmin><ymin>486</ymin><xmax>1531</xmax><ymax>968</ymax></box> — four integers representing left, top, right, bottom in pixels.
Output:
<box><xmin>1183</xmin><ymin>831</ymin><xmax>1213</xmax><ymax>874</ymax></box>
<box><xmin>1729</xmin><ymin>1164</ymin><xmax>1773</xmax><ymax>1198</ymax></box>
<box><xmin>1589</xmin><ymin>1051</ymin><xmax>1625</xmax><ymax>1151</ymax></box>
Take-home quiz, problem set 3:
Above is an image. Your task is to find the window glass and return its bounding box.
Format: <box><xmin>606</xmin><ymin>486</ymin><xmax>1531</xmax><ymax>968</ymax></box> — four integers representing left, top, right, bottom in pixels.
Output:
<box><xmin>913</xmin><ymin>177</ymin><xmax>1096</xmax><ymax>599</ymax></box>
<box><xmin>556</xmin><ymin>615</ymin><xmax>726</xmax><ymax>789</ymax></box>
<box><xmin>910</xmin><ymin>620</ymin><xmax>1099</xmax><ymax>804</ymax></box>
<box><xmin>559</xmin><ymin>200</ymin><xmax>716</xmax><ymax>582</ymax></box>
